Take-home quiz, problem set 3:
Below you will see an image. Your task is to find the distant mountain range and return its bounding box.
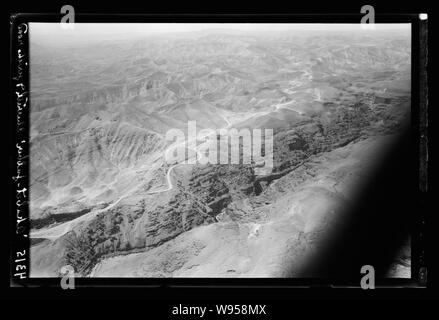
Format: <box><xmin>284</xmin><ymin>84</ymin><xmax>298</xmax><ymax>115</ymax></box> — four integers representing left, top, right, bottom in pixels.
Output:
<box><xmin>29</xmin><ymin>29</ymin><xmax>411</xmax><ymax>278</ymax></box>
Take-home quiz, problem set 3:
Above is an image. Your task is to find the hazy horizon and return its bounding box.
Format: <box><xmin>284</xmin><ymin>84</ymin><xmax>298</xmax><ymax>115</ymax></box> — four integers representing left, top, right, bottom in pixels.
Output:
<box><xmin>30</xmin><ymin>22</ymin><xmax>411</xmax><ymax>47</ymax></box>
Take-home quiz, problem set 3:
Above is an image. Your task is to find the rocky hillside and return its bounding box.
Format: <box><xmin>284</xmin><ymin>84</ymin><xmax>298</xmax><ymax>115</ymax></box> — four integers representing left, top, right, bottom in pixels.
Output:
<box><xmin>29</xmin><ymin>27</ymin><xmax>411</xmax><ymax>277</ymax></box>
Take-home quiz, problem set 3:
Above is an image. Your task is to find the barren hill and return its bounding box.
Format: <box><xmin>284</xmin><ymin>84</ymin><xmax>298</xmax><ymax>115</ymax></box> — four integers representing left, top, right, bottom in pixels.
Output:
<box><xmin>29</xmin><ymin>27</ymin><xmax>411</xmax><ymax>277</ymax></box>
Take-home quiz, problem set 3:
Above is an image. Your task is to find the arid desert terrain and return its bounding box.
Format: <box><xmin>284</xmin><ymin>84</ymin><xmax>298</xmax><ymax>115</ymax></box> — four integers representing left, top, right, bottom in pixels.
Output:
<box><xmin>29</xmin><ymin>24</ymin><xmax>411</xmax><ymax>277</ymax></box>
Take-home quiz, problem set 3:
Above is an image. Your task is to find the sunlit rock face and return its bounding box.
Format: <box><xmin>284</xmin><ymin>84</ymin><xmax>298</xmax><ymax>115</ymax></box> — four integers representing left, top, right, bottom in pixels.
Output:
<box><xmin>29</xmin><ymin>25</ymin><xmax>411</xmax><ymax>278</ymax></box>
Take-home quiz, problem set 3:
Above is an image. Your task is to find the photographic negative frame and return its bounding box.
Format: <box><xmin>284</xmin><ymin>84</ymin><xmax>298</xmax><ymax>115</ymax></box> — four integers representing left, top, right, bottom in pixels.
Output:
<box><xmin>9</xmin><ymin>12</ymin><xmax>428</xmax><ymax>291</ymax></box>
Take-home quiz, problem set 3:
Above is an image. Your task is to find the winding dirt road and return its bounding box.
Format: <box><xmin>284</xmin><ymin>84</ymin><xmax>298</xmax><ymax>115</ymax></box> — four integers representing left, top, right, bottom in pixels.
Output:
<box><xmin>30</xmin><ymin>107</ymin><xmax>287</xmax><ymax>240</ymax></box>
<box><xmin>146</xmin><ymin>115</ymin><xmax>232</xmax><ymax>194</ymax></box>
